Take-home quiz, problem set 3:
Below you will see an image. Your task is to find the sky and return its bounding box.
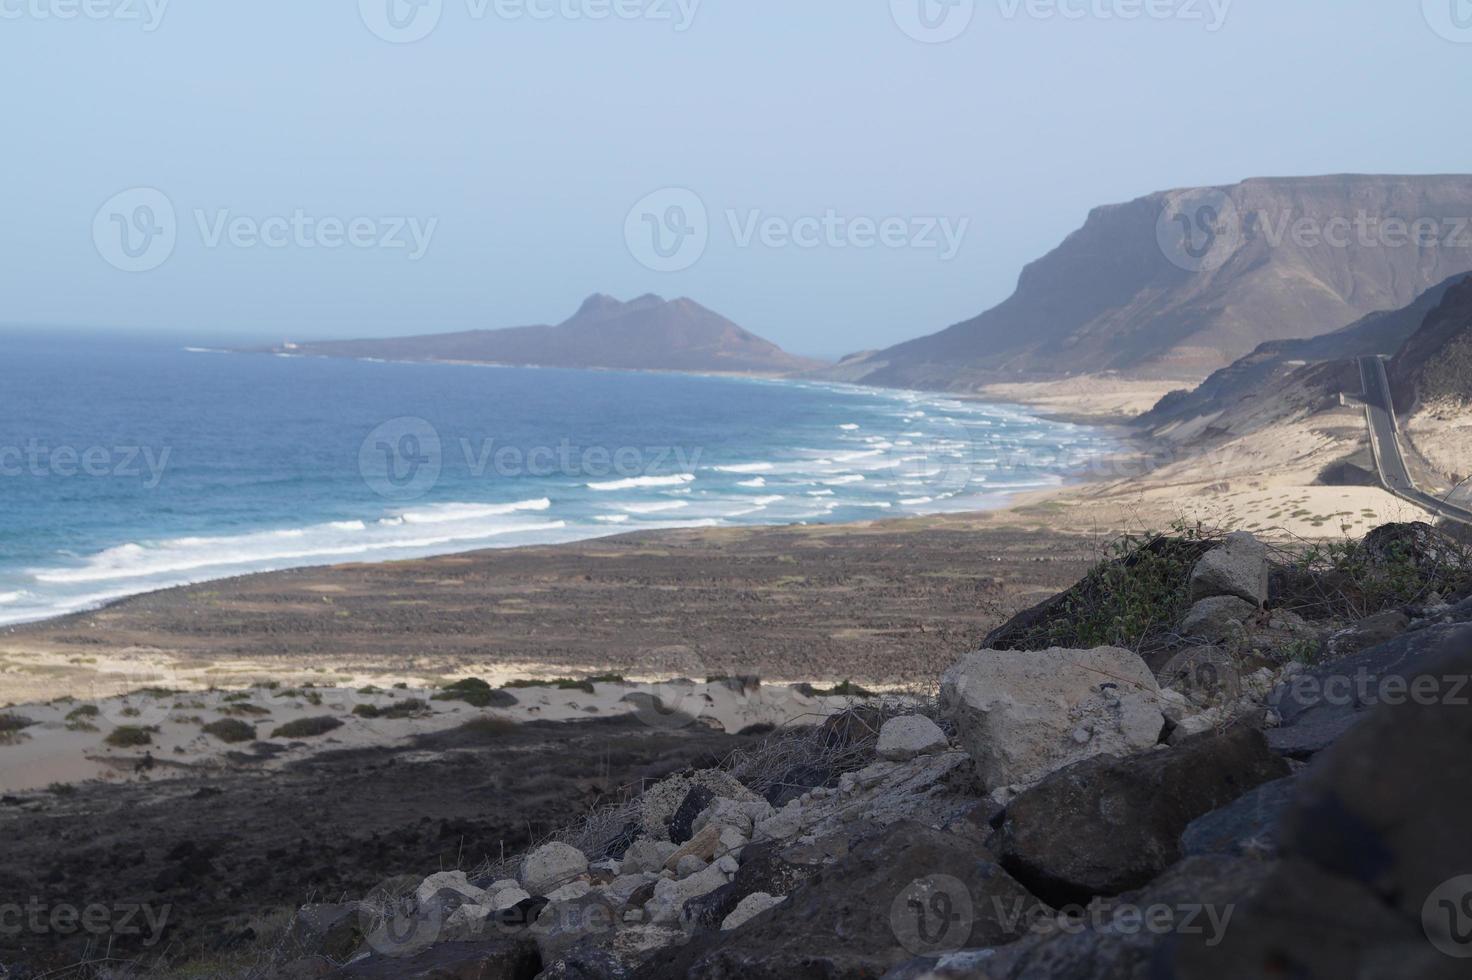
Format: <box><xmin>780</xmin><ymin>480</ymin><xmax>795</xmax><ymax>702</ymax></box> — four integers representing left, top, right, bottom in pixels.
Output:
<box><xmin>1</xmin><ymin>0</ymin><xmax>1469</xmax><ymax>359</ymax></box>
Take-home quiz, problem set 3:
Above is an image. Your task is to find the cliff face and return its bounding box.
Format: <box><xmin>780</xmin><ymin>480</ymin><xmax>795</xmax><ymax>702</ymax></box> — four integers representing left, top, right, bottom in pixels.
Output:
<box><xmin>282</xmin><ymin>294</ymin><xmax>823</xmax><ymax>375</ymax></box>
<box><xmin>817</xmin><ymin>175</ymin><xmax>1472</xmax><ymax>388</ymax></box>
<box><xmin>1390</xmin><ymin>276</ymin><xmax>1472</xmax><ymax>410</ymax></box>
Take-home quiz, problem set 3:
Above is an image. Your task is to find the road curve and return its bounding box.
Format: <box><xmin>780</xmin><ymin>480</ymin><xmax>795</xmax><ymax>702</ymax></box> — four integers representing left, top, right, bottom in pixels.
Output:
<box><xmin>1357</xmin><ymin>355</ymin><xmax>1472</xmax><ymax>526</ymax></box>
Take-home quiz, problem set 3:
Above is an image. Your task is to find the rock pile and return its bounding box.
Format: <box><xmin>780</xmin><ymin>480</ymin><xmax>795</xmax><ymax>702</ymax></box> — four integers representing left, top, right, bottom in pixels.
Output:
<box><xmin>272</xmin><ymin>525</ymin><xmax>1471</xmax><ymax>979</ymax></box>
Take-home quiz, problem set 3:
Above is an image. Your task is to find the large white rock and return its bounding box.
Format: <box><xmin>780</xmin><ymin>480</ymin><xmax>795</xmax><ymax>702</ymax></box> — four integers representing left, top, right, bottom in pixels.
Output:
<box><xmin>620</xmin><ymin>838</ymin><xmax>679</xmax><ymax>875</ymax></box>
<box><xmin>414</xmin><ymin>871</ymin><xmax>487</xmax><ymax>907</ymax></box>
<box><xmin>941</xmin><ymin>646</ymin><xmax>1165</xmax><ymax>789</ymax></box>
<box><xmin>721</xmin><ymin>892</ymin><xmax>786</xmax><ymax>931</ymax></box>
<box><xmin>646</xmin><ymin>863</ymin><xmax>729</xmax><ymax>924</ymax></box>
<box><xmin>519</xmin><ymin>842</ymin><xmax>589</xmax><ymax>897</ymax></box>
<box><xmin>876</xmin><ymin>715</ymin><xmax>948</xmax><ymax>761</ymax></box>
<box><xmin>1189</xmin><ymin>531</ymin><xmax>1269</xmax><ymax>606</ymax></box>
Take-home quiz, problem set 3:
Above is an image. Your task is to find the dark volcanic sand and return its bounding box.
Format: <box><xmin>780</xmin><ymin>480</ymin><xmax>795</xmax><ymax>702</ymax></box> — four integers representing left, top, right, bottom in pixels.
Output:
<box><xmin>0</xmin><ymin>717</ymin><xmax>764</xmax><ymax>973</ymax></box>
<box><xmin>4</xmin><ymin>516</ymin><xmax>1098</xmax><ymax>688</ymax></box>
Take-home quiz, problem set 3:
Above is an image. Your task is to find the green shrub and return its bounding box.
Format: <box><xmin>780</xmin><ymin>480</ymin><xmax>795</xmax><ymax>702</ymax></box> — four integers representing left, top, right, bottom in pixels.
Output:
<box><xmin>270</xmin><ymin>716</ymin><xmax>343</xmax><ymax>739</ymax></box>
<box><xmin>795</xmin><ymin>680</ymin><xmax>875</xmax><ymax>698</ymax></box>
<box><xmin>433</xmin><ymin>677</ymin><xmax>512</xmax><ymax>706</ymax></box>
<box><xmin>353</xmin><ymin>698</ymin><xmax>429</xmax><ymax>720</ymax></box>
<box><xmin>65</xmin><ymin>704</ymin><xmax>100</xmax><ymax>721</ymax></box>
<box><xmin>105</xmin><ymin>725</ymin><xmax>158</xmax><ymax>748</ymax></box>
<box><xmin>202</xmin><ymin>718</ymin><xmax>257</xmax><ymax>743</ymax></box>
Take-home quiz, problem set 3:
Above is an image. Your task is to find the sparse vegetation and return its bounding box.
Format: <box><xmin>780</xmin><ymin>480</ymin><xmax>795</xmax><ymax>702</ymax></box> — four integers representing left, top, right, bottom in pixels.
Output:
<box><xmin>433</xmin><ymin>676</ymin><xmax>503</xmax><ymax>706</ymax></box>
<box><xmin>456</xmin><ymin>716</ymin><xmax>518</xmax><ymax>738</ymax></box>
<box><xmin>0</xmin><ymin>713</ymin><xmax>36</xmax><ymax>744</ymax></box>
<box><xmin>353</xmin><ymin>698</ymin><xmax>429</xmax><ymax>720</ymax></box>
<box><xmin>795</xmin><ymin>680</ymin><xmax>876</xmax><ymax>698</ymax></box>
<box><xmin>501</xmin><ymin>677</ymin><xmax>598</xmax><ymax>694</ymax></box>
<box><xmin>202</xmin><ymin>718</ymin><xmax>257</xmax><ymax>743</ymax></box>
<box><xmin>105</xmin><ymin>725</ymin><xmax>158</xmax><ymax>748</ymax></box>
<box><xmin>65</xmin><ymin>704</ymin><xmax>100</xmax><ymax>721</ymax></box>
<box><xmin>270</xmin><ymin>716</ymin><xmax>343</xmax><ymax>740</ymax></box>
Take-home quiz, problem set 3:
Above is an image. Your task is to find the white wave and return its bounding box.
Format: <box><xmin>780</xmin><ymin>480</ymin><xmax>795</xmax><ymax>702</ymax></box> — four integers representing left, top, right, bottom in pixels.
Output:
<box><xmin>0</xmin><ymin>591</ymin><xmax>26</xmax><ymax>605</ymax></box>
<box><xmin>838</xmin><ymin>423</ymin><xmax>860</xmax><ymax>431</ymax></box>
<box><xmin>594</xmin><ymin>514</ymin><xmax>631</xmax><ymax>524</ymax></box>
<box><xmin>748</xmin><ymin>495</ymin><xmax>785</xmax><ymax>507</ymax></box>
<box><xmin>899</xmin><ymin>497</ymin><xmax>935</xmax><ymax>506</ymax></box>
<box><xmin>615</xmin><ymin>501</ymin><xmax>689</xmax><ymax>514</ymax></box>
<box><xmin>737</xmin><ymin>477</ymin><xmax>767</xmax><ymax>488</ymax></box>
<box><xmin>587</xmin><ymin>474</ymin><xmax>694</xmax><ymax>491</ymax></box>
<box><xmin>183</xmin><ymin>347</ymin><xmax>229</xmax><ymax>354</ymax></box>
<box><xmin>821</xmin><ymin>475</ymin><xmax>865</xmax><ymax>486</ymax></box>
<box><xmin>30</xmin><ymin>518</ymin><xmax>569</xmax><ymax>585</ymax></box>
<box><xmin>330</xmin><ymin>520</ymin><xmax>367</xmax><ymax>531</ymax></box>
<box><xmin>713</xmin><ymin>462</ymin><xmax>774</xmax><ymax>474</ymax></box>
<box><xmin>395</xmin><ymin>499</ymin><xmax>551</xmax><ymax>524</ymax></box>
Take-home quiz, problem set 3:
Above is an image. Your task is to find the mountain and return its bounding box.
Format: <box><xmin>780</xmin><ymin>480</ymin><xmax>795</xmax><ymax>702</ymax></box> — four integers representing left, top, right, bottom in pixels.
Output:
<box><xmin>1390</xmin><ymin>276</ymin><xmax>1472</xmax><ymax>410</ymax></box>
<box><xmin>1141</xmin><ymin>274</ymin><xmax>1469</xmax><ymax>439</ymax></box>
<box><xmin>273</xmin><ymin>295</ymin><xmax>823</xmax><ymax>375</ymax></box>
<box><xmin>816</xmin><ymin>175</ymin><xmax>1472</xmax><ymax>388</ymax></box>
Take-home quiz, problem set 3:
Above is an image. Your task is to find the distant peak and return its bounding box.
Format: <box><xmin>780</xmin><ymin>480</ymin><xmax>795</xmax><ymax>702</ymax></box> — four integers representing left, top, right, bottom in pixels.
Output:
<box><xmin>575</xmin><ymin>293</ymin><xmax>625</xmax><ymax>317</ymax></box>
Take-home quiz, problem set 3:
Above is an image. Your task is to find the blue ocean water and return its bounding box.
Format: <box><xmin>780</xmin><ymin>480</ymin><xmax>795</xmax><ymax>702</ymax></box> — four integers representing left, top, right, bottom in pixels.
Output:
<box><xmin>0</xmin><ymin>334</ymin><xmax>1115</xmax><ymax>626</ymax></box>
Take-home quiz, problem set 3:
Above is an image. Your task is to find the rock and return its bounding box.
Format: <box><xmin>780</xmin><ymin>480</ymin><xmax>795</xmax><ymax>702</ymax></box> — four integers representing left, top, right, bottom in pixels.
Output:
<box><xmin>1189</xmin><ymin>531</ymin><xmax>1269</xmax><ymax>605</ymax></box>
<box><xmin>720</xmin><ymin>892</ymin><xmax>785</xmax><ymax>931</ymax></box>
<box><xmin>646</xmin><ymin>862</ymin><xmax>729</xmax><ymax>924</ymax></box>
<box><xmin>490</xmin><ymin>886</ymin><xmax>532</xmax><ymax>912</ymax></box>
<box><xmin>414</xmin><ymin>870</ymin><xmax>486</xmax><ymax>907</ymax></box>
<box><xmin>537</xmin><ymin>944</ymin><xmax>630</xmax><ymax>980</ymax></box>
<box><xmin>681</xmin><ymin>840</ymin><xmax>818</xmax><ymax>932</ymax></box>
<box><xmin>674</xmin><ymin>855</ymin><xmax>708</xmax><ymax>878</ymax></box>
<box><xmin>1325</xmin><ymin>610</ymin><xmax>1411</xmax><ymax>660</ymax></box>
<box><xmin>998</xmin><ymin>722</ymin><xmax>1290</xmax><ymax>905</ymax></box>
<box><xmin>620</xmin><ymin>839</ymin><xmax>679</xmax><ymax>875</ymax></box>
<box><xmin>545</xmin><ymin>879</ymin><xmax>593</xmax><ymax>903</ymax></box>
<box><xmin>631</xmin><ymin>822</ymin><xmax>1038</xmax><ymax>979</ymax></box>
<box><xmin>1179</xmin><ymin>595</ymin><xmax>1259</xmax><ymax>646</ymax></box>
<box><xmin>1156</xmin><ymin>644</ymin><xmax>1243</xmax><ymax>703</ymax></box>
<box><xmin>530</xmin><ymin>893</ymin><xmax>620</xmax><ymax>962</ymax></box>
<box><xmin>875</xmin><ymin>715</ymin><xmax>949</xmax><ymax>762</ymax></box>
<box><xmin>1181</xmin><ymin>775</ymin><xmax>1297</xmax><ymax>858</ymax></box>
<box><xmin>691</xmin><ymin>797</ymin><xmax>766</xmax><ymax>838</ymax></box>
<box><xmin>327</xmin><ymin>938</ymin><xmax>540</xmax><ymax>979</ymax></box>
<box><xmin>663</xmin><ymin>824</ymin><xmax>721</xmax><ymax>872</ymax></box>
<box><xmin>753</xmin><ymin>801</ymin><xmax>804</xmax><ymax>844</ymax></box>
<box><xmin>640</xmin><ymin>771</ymin><xmax>762</xmax><ymax>841</ymax></box>
<box><xmin>666</xmin><ymin>785</ymin><xmax>715</xmax><ymax>845</ymax></box>
<box><xmin>520</xmin><ymin>842</ymin><xmax>590</xmax><ymax>897</ymax></box>
<box><xmin>882</xmin><ymin>855</ymin><xmax>1276</xmax><ymax>980</ymax></box>
<box><xmin>1267</xmin><ymin>621</ymin><xmax>1472</xmax><ymax>757</ymax></box>
<box><xmin>285</xmin><ymin>903</ymin><xmax>365</xmax><ymax>961</ymax></box>
<box><xmin>941</xmin><ymin>646</ymin><xmax>1165</xmax><ymax>789</ymax></box>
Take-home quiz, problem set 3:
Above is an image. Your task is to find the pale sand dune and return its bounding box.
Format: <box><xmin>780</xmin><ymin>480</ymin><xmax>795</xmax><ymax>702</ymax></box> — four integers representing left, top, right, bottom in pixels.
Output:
<box><xmin>1406</xmin><ymin>409</ymin><xmax>1472</xmax><ymax>487</ymax></box>
<box><xmin>0</xmin><ymin>678</ymin><xmax>875</xmax><ymax>794</ymax></box>
<box><xmin>977</xmin><ymin>376</ymin><xmax>1190</xmax><ymax>422</ymax></box>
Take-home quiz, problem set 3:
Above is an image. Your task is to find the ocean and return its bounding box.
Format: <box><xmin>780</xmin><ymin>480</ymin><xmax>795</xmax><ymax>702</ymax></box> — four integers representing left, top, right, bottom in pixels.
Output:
<box><xmin>0</xmin><ymin>334</ymin><xmax>1115</xmax><ymax>627</ymax></box>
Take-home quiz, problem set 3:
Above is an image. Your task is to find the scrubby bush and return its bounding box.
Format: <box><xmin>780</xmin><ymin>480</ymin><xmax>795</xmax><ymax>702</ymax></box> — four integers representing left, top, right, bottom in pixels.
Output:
<box><xmin>202</xmin><ymin>718</ymin><xmax>257</xmax><ymax>743</ymax></box>
<box><xmin>105</xmin><ymin>725</ymin><xmax>158</xmax><ymax>748</ymax></box>
<box><xmin>270</xmin><ymin>716</ymin><xmax>343</xmax><ymax>739</ymax></box>
<box><xmin>353</xmin><ymin>698</ymin><xmax>429</xmax><ymax>720</ymax></box>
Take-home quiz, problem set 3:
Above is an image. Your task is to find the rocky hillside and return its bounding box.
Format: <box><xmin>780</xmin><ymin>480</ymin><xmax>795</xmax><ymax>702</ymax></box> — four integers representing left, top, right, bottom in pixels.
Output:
<box><xmin>1390</xmin><ymin>276</ymin><xmax>1472</xmax><ymax>411</ymax></box>
<box><xmin>274</xmin><ymin>295</ymin><xmax>823</xmax><ymax>375</ymax></box>
<box><xmin>1141</xmin><ymin>274</ymin><xmax>1467</xmax><ymax>439</ymax></box>
<box><xmin>250</xmin><ymin>523</ymin><xmax>1472</xmax><ymax>979</ymax></box>
<box><xmin>815</xmin><ymin>175</ymin><xmax>1472</xmax><ymax>387</ymax></box>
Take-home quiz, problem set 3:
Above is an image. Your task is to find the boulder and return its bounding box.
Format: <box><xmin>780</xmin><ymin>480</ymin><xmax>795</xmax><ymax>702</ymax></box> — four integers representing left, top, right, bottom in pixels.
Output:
<box><xmin>520</xmin><ymin>842</ymin><xmax>590</xmax><ymax>898</ymax></box>
<box><xmin>631</xmin><ymin>822</ymin><xmax>1038</xmax><ymax>979</ymax></box>
<box><xmin>941</xmin><ymin>646</ymin><xmax>1165</xmax><ymax>790</ymax></box>
<box><xmin>646</xmin><ymin>862</ymin><xmax>730</xmax><ymax>924</ymax></box>
<box><xmin>415</xmin><ymin>871</ymin><xmax>486</xmax><ymax>907</ymax></box>
<box><xmin>640</xmin><ymin>771</ymin><xmax>762</xmax><ymax>841</ymax></box>
<box><xmin>1189</xmin><ymin>531</ymin><xmax>1269</xmax><ymax>605</ymax></box>
<box><xmin>1325</xmin><ymin>610</ymin><xmax>1411</xmax><ymax>660</ymax></box>
<box><xmin>875</xmin><ymin>715</ymin><xmax>949</xmax><ymax>762</ymax></box>
<box><xmin>620</xmin><ymin>839</ymin><xmax>679</xmax><ymax>876</ymax></box>
<box><xmin>666</xmin><ymin>785</ymin><xmax>716</xmax><ymax>845</ymax></box>
<box><xmin>720</xmin><ymin>892</ymin><xmax>785</xmax><ymax>931</ymax></box>
<box><xmin>681</xmin><ymin>840</ymin><xmax>819</xmax><ymax>932</ymax></box>
<box><xmin>998</xmin><ymin>723</ymin><xmax>1289</xmax><ymax>904</ymax></box>
<box><xmin>1267</xmin><ymin>621</ymin><xmax>1472</xmax><ymax>757</ymax></box>
<box><xmin>1156</xmin><ymin>644</ymin><xmax>1243</xmax><ymax>704</ymax></box>
<box><xmin>1179</xmin><ymin>596</ymin><xmax>1259</xmax><ymax>646</ymax></box>
<box><xmin>663</xmin><ymin>824</ymin><xmax>722</xmax><ymax>872</ymax></box>
<box><xmin>530</xmin><ymin>892</ymin><xmax>620</xmax><ymax>962</ymax></box>
<box><xmin>1180</xmin><ymin>775</ymin><xmax>1297</xmax><ymax>858</ymax></box>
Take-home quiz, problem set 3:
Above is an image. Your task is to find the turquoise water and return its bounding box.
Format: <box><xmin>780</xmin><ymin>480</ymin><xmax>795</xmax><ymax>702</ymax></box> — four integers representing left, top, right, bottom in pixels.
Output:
<box><xmin>0</xmin><ymin>334</ymin><xmax>1114</xmax><ymax>626</ymax></box>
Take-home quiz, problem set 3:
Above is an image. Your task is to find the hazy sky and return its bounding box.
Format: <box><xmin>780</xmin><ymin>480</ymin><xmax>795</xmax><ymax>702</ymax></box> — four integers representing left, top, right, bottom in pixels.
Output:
<box><xmin>2</xmin><ymin>0</ymin><xmax>1469</xmax><ymax>358</ymax></box>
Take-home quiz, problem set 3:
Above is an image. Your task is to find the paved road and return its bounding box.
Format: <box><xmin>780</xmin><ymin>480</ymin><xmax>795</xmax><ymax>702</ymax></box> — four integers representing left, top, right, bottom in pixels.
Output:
<box><xmin>1357</xmin><ymin>355</ymin><xmax>1472</xmax><ymax>525</ymax></box>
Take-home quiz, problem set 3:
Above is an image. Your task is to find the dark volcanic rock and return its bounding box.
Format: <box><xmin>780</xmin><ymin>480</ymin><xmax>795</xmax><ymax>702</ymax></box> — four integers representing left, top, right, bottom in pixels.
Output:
<box><xmin>328</xmin><ymin>938</ymin><xmax>540</xmax><ymax>979</ymax></box>
<box><xmin>1180</xmin><ymin>775</ymin><xmax>1297</xmax><ymax>859</ymax></box>
<box><xmin>667</xmin><ymin>786</ymin><xmax>716</xmax><ymax>846</ymax></box>
<box><xmin>998</xmin><ymin>724</ymin><xmax>1289</xmax><ymax>905</ymax></box>
<box><xmin>681</xmin><ymin>840</ymin><xmax>820</xmax><ymax>932</ymax></box>
<box><xmin>634</xmin><ymin>822</ymin><xmax>1039</xmax><ymax>980</ymax></box>
<box><xmin>1268</xmin><ymin>621</ymin><xmax>1472</xmax><ymax>757</ymax></box>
